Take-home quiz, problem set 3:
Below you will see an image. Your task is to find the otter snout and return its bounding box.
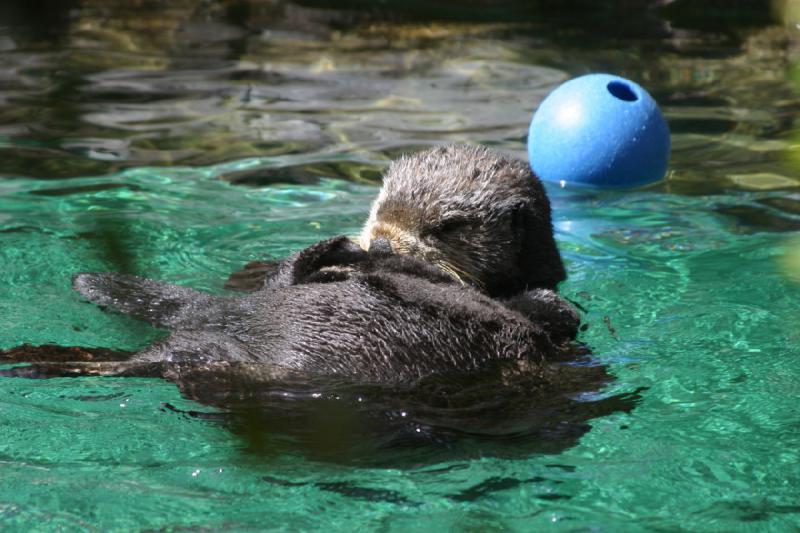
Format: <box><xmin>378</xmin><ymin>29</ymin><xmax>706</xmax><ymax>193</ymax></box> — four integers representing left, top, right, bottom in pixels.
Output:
<box><xmin>368</xmin><ymin>236</ymin><xmax>393</xmax><ymax>254</ymax></box>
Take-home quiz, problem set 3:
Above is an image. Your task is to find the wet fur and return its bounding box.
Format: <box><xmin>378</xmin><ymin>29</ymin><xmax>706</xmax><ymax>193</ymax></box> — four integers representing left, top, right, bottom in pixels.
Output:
<box><xmin>228</xmin><ymin>145</ymin><xmax>566</xmax><ymax>297</ymax></box>
<box><xmin>360</xmin><ymin>144</ymin><xmax>565</xmax><ymax>296</ymax></box>
<box><xmin>69</xmin><ymin>236</ymin><xmax>578</xmax><ymax>383</ymax></box>
<box><xmin>5</xmin><ymin>145</ymin><xmax>578</xmax><ymax>384</ymax></box>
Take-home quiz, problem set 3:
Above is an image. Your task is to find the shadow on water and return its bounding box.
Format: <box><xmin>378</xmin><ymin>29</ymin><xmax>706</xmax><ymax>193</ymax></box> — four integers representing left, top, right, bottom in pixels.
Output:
<box><xmin>0</xmin><ymin>345</ymin><xmax>642</xmax><ymax>467</ymax></box>
<box><xmin>173</xmin><ymin>360</ymin><xmax>641</xmax><ymax>467</ymax></box>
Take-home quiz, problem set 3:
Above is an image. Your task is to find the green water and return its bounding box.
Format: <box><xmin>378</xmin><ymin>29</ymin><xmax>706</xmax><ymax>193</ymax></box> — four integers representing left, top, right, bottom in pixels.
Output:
<box><xmin>2</xmin><ymin>1</ymin><xmax>800</xmax><ymax>531</ymax></box>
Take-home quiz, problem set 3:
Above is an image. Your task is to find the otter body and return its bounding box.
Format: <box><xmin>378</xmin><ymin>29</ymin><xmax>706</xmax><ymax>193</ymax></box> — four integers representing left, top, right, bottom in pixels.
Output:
<box><xmin>12</xmin><ymin>145</ymin><xmax>580</xmax><ymax>384</ymax></box>
<box><xmin>73</xmin><ymin>236</ymin><xmax>578</xmax><ymax>383</ymax></box>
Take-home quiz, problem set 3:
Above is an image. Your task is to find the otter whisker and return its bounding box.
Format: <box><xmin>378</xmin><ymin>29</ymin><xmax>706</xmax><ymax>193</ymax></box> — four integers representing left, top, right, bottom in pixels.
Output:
<box><xmin>438</xmin><ymin>259</ymin><xmax>485</xmax><ymax>290</ymax></box>
<box><xmin>455</xmin><ymin>267</ymin><xmax>486</xmax><ymax>290</ymax></box>
<box><xmin>436</xmin><ymin>262</ymin><xmax>464</xmax><ymax>284</ymax></box>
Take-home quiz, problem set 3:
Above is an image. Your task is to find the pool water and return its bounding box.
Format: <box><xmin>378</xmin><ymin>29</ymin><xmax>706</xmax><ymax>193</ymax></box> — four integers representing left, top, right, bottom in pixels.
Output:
<box><xmin>1</xmin><ymin>1</ymin><xmax>800</xmax><ymax>531</ymax></box>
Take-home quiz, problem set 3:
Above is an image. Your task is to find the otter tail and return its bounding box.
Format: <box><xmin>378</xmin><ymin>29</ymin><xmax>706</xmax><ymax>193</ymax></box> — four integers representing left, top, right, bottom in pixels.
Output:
<box><xmin>73</xmin><ymin>272</ymin><xmax>221</xmax><ymax>330</ymax></box>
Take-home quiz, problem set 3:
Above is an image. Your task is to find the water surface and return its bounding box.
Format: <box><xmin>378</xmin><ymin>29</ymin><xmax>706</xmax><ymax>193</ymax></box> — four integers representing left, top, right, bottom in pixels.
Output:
<box><xmin>1</xmin><ymin>1</ymin><xmax>800</xmax><ymax>531</ymax></box>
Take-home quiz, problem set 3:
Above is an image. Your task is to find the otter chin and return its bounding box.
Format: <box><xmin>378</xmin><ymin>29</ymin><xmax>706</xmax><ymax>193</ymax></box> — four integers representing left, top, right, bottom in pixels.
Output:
<box><xmin>359</xmin><ymin>144</ymin><xmax>566</xmax><ymax>297</ymax></box>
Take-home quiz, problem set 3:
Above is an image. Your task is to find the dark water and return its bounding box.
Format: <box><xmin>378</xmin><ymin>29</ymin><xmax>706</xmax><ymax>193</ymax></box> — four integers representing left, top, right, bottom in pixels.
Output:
<box><xmin>1</xmin><ymin>1</ymin><xmax>800</xmax><ymax>530</ymax></box>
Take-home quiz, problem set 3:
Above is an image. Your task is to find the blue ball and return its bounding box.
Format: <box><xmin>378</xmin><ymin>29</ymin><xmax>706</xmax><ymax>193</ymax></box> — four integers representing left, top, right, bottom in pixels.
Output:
<box><xmin>528</xmin><ymin>74</ymin><xmax>670</xmax><ymax>189</ymax></box>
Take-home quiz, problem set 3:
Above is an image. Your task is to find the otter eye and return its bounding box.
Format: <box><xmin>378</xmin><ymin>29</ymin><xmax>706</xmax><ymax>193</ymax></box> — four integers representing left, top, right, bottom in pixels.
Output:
<box><xmin>423</xmin><ymin>217</ymin><xmax>471</xmax><ymax>238</ymax></box>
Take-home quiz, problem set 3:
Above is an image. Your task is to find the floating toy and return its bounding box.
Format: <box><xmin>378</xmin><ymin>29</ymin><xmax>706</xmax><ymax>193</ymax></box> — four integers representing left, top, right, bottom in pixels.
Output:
<box><xmin>528</xmin><ymin>73</ymin><xmax>670</xmax><ymax>189</ymax></box>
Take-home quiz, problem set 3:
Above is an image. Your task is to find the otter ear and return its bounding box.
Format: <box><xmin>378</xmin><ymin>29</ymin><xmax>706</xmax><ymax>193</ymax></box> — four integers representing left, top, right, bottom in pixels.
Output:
<box><xmin>513</xmin><ymin>195</ymin><xmax>567</xmax><ymax>291</ymax></box>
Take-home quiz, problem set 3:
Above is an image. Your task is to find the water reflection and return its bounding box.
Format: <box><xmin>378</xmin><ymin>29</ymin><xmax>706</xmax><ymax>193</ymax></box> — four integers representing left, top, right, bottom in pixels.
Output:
<box><xmin>0</xmin><ymin>346</ymin><xmax>641</xmax><ymax>466</ymax></box>
<box><xmin>0</xmin><ymin>0</ymin><xmax>798</xmax><ymax>198</ymax></box>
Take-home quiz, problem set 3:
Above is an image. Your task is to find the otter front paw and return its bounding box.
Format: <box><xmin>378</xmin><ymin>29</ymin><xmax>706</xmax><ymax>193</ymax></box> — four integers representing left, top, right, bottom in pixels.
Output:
<box><xmin>502</xmin><ymin>289</ymin><xmax>580</xmax><ymax>344</ymax></box>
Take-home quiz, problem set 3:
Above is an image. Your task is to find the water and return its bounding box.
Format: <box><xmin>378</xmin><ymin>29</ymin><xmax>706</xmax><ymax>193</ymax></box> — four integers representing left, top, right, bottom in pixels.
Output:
<box><xmin>1</xmin><ymin>1</ymin><xmax>800</xmax><ymax>530</ymax></box>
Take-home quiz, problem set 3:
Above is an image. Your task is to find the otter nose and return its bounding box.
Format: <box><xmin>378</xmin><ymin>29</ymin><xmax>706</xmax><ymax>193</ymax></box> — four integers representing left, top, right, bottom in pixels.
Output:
<box><xmin>368</xmin><ymin>236</ymin><xmax>393</xmax><ymax>255</ymax></box>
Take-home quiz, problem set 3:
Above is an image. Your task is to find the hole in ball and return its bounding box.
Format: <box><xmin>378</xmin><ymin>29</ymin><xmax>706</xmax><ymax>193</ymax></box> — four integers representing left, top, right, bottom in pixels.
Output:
<box><xmin>607</xmin><ymin>81</ymin><xmax>638</xmax><ymax>102</ymax></box>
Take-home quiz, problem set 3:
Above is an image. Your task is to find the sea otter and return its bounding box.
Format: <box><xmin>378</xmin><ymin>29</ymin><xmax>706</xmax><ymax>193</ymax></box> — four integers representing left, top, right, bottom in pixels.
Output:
<box><xmin>0</xmin><ymin>145</ymin><xmax>642</xmax><ymax>460</ymax></box>
<box><xmin>3</xmin><ymin>145</ymin><xmax>579</xmax><ymax>383</ymax></box>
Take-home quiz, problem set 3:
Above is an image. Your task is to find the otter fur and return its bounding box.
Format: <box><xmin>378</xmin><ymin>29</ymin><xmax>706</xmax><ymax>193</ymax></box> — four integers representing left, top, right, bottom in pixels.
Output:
<box><xmin>227</xmin><ymin>144</ymin><xmax>566</xmax><ymax>298</ymax></box>
<box><xmin>360</xmin><ymin>144</ymin><xmax>565</xmax><ymax>296</ymax></box>
<box><xmin>7</xmin><ymin>145</ymin><xmax>580</xmax><ymax>384</ymax></box>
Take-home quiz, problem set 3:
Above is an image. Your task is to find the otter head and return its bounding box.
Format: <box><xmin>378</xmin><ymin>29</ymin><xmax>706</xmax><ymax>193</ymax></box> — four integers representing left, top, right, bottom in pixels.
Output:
<box><xmin>359</xmin><ymin>144</ymin><xmax>566</xmax><ymax>297</ymax></box>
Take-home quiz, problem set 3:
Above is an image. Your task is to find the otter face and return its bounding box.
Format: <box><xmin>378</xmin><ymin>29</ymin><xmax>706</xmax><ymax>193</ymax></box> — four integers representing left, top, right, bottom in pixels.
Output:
<box><xmin>359</xmin><ymin>145</ymin><xmax>567</xmax><ymax>297</ymax></box>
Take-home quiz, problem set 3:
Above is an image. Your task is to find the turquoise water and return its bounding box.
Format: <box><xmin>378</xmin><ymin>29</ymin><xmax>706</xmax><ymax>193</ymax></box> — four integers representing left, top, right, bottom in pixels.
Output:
<box><xmin>2</xmin><ymin>1</ymin><xmax>800</xmax><ymax>531</ymax></box>
<box><xmin>3</xmin><ymin>167</ymin><xmax>800</xmax><ymax>531</ymax></box>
